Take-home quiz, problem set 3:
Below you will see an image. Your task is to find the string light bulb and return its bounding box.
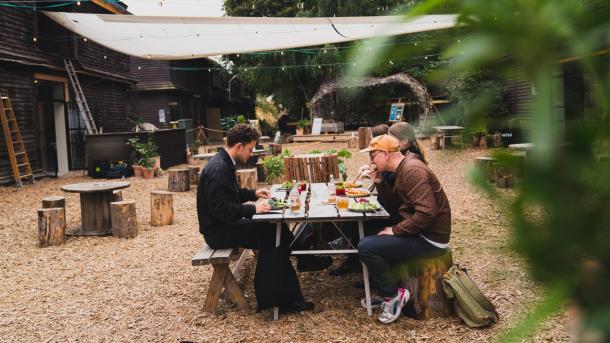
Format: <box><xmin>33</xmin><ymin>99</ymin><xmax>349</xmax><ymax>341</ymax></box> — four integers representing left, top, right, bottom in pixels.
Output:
<box><xmin>83</xmin><ymin>37</ymin><xmax>87</xmax><ymax>42</ymax></box>
<box><xmin>103</xmin><ymin>55</ymin><xmax>107</xmax><ymax>59</ymax></box>
<box><xmin>138</xmin><ymin>66</ymin><xmax>141</xmax><ymax>70</ymax></box>
<box><xmin>77</xmin><ymin>1</ymin><xmax>81</xmax><ymax>5</ymax></box>
<box><xmin>33</xmin><ymin>37</ymin><xmax>37</xmax><ymax>42</ymax></box>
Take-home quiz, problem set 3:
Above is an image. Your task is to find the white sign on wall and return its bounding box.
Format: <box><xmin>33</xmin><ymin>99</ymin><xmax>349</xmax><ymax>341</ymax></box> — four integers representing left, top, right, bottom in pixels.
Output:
<box><xmin>311</xmin><ymin>117</ymin><xmax>323</xmax><ymax>135</ymax></box>
<box><xmin>158</xmin><ymin>109</ymin><xmax>166</xmax><ymax>123</ymax></box>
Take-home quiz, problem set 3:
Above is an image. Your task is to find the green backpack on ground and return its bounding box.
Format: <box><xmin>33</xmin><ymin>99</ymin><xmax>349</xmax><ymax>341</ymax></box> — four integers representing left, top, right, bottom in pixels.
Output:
<box><xmin>442</xmin><ymin>265</ymin><xmax>499</xmax><ymax>328</ymax></box>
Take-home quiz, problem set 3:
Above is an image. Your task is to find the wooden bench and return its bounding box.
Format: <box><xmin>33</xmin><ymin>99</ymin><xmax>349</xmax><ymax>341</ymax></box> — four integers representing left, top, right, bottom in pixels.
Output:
<box><xmin>192</xmin><ymin>245</ymin><xmax>250</xmax><ymax>313</ymax></box>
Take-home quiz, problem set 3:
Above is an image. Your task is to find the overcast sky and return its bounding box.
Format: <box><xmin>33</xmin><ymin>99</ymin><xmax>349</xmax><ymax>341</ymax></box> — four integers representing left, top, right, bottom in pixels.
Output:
<box><xmin>123</xmin><ymin>0</ymin><xmax>225</xmax><ymax>17</ymax></box>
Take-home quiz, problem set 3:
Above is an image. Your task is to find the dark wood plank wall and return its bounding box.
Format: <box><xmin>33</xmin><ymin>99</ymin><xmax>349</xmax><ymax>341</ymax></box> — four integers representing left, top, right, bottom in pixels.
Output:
<box><xmin>130</xmin><ymin>58</ymin><xmax>172</xmax><ymax>88</ymax></box>
<box><xmin>0</xmin><ymin>68</ymin><xmax>39</xmax><ymax>181</ymax></box>
<box><xmin>0</xmin><ymin>9</ymin><xmax>48</xmax><ymax>64</ymax></box>
<box><xmin>79</xmin><ymin>78</ymin><xmax>132</xmax><ymax>133</ymax></box>
<box><xmin>77</xmin><ymin>39</ymin><xmax>131</xmax><ymax>77</ymax></box>
<box><xmin>133</xmin><ymin>92</ymin><xmax>171</xmax><ymax>124</ymax></box>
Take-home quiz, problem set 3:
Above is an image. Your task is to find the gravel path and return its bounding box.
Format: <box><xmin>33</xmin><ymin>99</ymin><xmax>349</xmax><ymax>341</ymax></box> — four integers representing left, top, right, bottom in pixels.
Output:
<box><xmin>0</xmin><ymin>141</ymin><xmax>569</xmax><ymax>342</ymax></box>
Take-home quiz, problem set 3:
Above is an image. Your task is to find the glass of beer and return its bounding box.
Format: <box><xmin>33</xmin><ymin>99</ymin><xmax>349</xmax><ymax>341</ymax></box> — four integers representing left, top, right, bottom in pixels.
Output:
<box><xmin>336</xmin><ymin>196</ymin><xmax>349</xmax><ymax>210</ymax></box>
<box><xmin>290</xmin><ymin>193</ymin><xmax>301</xmax><ymax>212</ymax></box>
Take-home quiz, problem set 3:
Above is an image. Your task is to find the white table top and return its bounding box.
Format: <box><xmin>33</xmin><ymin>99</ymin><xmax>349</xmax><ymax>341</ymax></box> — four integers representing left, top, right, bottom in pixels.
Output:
<box><xmin>61</xmin><ymin>181</ymin><xmax>130</xmax><ymax>193</ymax></box>
<box><xmin>433</xmin><ymin>126</ymin><xmax>464</xmax><ymax>131</ymax></box>
<box><xmin>508</xmin><ymin>143</ymin><xmax>534</xmax><ymax>150</ymax></box>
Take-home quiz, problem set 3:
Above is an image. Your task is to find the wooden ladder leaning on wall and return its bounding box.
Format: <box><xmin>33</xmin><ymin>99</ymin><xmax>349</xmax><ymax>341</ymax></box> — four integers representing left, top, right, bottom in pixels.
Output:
<box><xmin>0</xmin><ymin>95</ymin><xmax>35</xmax><ymax>187</ymax></box>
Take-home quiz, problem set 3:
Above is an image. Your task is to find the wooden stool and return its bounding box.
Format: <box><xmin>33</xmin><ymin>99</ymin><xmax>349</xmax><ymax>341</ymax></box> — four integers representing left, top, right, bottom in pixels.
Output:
<box><xmin>256</xmin><ymin>161</ymin><xmax>266</xmax><ymax>182</ymax></box>
<box><xmin>110</xmin><ymin>201</ymin><xmax>137</xmax><ymax>238</ymax></box>
<box><xmin>347</xmin><ymin>136</ymin><xmax>358</xmax><ymax>148</ymax></box>
<box><xmin>495</xmin><ymin>174</ymin><xmax>514</xmax><ymax>188</ymax></box>
<box><xmin>394</xmin><ymin>249</ymin><xmax>454</xmax><ymax>320</ymax></box>
<box><xmin>186</xmin><ymin>166</ymin><xmax>200</xmax><ymax>186</ymax></box>
<box><xmin>358</xmin><ymin>127</ymin><xmax>372</xmax><ymax>150</ymax></box>
<box><xmin>236</xmin><ymin>168</ymin><xmax>257</xmax><ymax>189</ymax></box>
<box><xmin>168</xmin><ymin>168</ymin><xmax>190</xmax><ymax>192</ymax></box>
<box><xmin>42</xmin><ymin>196</ymin><xmax>65</xmax><ymax>210</ymax></box>
<box><xmin>37</xmin><ymin>208</ymin><xmax>66</xmax><ymax>247</ymax></box>
<box><xmin>269</xmin><ymin>143</ymin><xmax>282</xmax><ymax>156</ymax></box>
<box><xmin>112</xmin><ymin>190</ymin><xmax>123</xmax><ymax>202</ymax></box>
<box><xmin>150</xmin><ymin>191</ymin><xmax>174</xmax><ymax>226</ymax></box>
<box><xmin>474</xmin><ymin>156</ymin><xmax>497</xmax><ymax>182</ymax></box>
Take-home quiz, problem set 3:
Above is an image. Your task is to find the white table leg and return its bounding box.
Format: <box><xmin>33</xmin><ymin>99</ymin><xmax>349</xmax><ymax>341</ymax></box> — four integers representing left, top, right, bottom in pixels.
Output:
<box><xmin>358</xmin><ymin>220</ymin><xmax>372</xmax><ymax>316</ymax></box>
<box><xmin>273</xmin><ymin>222</ymin><xmax>281</xmax><ymax>321</ymax></box>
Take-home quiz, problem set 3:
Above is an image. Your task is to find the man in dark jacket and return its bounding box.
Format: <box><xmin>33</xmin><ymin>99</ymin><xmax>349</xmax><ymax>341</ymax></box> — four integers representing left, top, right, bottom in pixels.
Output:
<box><xmin>197</xmin><ymin>124</ymin><xmax>328</xmax><ymax>313</ymax></box>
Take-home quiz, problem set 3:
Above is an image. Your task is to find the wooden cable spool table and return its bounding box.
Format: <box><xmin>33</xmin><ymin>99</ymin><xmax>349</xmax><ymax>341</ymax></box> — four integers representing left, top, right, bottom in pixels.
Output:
<box><xmin>61</xmin><ymin>181</ymin><xmax>130</xmax><ymax>236</ymax></box>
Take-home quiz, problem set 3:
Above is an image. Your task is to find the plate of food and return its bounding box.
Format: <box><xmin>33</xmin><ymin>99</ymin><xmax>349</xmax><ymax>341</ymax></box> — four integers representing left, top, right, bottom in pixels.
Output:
<box><xmin>276</xmin><ymin>181</ymin><xmax>293</xmax><ymax>190</ymax></box>
<box><xmin>268</xmin><ymin>197</ymin><xmax>288</xmax><ymax>210</ymax></box>
<box><xmin>348</xmin><ymin>199</ymin><xmax>381</xmax><ymax>213</ymax></box>
<box><xmin>342</xmin><ymin>181</ymin><xmax>362</xmax><ymax>189</ymax></box>
<box><xmin>346</xmin><ymin>189</ymin><xmax>371</xmax><ymax>198</ymax></box>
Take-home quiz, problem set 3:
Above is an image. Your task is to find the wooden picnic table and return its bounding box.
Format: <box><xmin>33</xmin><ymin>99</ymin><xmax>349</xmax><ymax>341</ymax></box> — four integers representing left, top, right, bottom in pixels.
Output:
<box><xmin>61</xmin><ymin>181</ymin><xmax>130</xmax><ymax>236</ymax></box>
<box><xmin>253</xmin><ymin>182</ymin><xmax>390</xmax><ymax>319</ymax></box>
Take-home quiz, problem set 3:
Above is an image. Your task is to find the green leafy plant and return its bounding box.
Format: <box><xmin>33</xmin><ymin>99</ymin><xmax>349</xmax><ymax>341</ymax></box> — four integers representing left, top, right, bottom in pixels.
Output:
<box><xmin>220</xmin><ymin>115</ymin><xmax>238</xmax><ymax>131</ymax></box>
<box><xmin>139</xmin><ymin>157</ymin><xmax>155</xmax><ymax>169</ymax></box>
<box><xmin>296</xmin><ymin>119</ymin><xmax>312</xmax><ymax>129</ymax></box>
<box><xmin>263</xmin><ymin>155</ymin><xmax>285</xmax><ymax>183</ymax></box>
<box><xmin>236</xmin><ymin>114</ymin><xmax>247</xmax><ymax>124</ymax></box>
<box><xmin>127</xmin><ymin>134</ymin><xmax>158</xmax><ymax>164</ymax></box>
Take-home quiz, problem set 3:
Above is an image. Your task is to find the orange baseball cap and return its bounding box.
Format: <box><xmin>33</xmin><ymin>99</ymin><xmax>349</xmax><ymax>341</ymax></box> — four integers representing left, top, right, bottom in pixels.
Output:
<box><xmin>360</xmin><ymin>134</ymin><xmax>400</xmax><ymax>153</ymax></box>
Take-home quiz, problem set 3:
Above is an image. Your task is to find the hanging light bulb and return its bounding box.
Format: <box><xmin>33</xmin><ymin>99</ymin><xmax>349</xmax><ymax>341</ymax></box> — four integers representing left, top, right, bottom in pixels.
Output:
<box><xmin>103</xmin><ymin>55</ymin><xmax>107</xmax><ymax>59</ymax></box>
<box><xmin>138</xmin><ymin>66</ymin><xmax>142</xmax><ymax>70</ymax></box>
<box><xmin>281</xmin><ymin>67</ymin><xmax>285</xmax><ymax>71</ymax></box>
<box><xmin>208</xmin><ymin>68</ymin><xmax>211</xmax><ymax>72</ymax></box>
<box><xmin>389</xmin><ymin>60</ymin><xmax>394</xmax><ymax>65</ymax></box>
<box><xmin>281</xmin><ymin>51</ymin><xmax>284</xmax><ymax>55</ymax></box>
<box><xmin>33</xmin><ymin>37</ymin><xmax>37</xmax><ymax>42</ymax></box>
<box><xmin>318</xmin><ymin>65</ymin><xmax>322</xmax><ymax>69</ymax></box>
<box><xmin>83</xmin><ymin>37</ymin><xmax>87</xmax><ymax>42</ymax></box>
<box><xmin>77</xmin><ymin>1</ymin><xmax>81</xmax><ymax>5</ymax></box>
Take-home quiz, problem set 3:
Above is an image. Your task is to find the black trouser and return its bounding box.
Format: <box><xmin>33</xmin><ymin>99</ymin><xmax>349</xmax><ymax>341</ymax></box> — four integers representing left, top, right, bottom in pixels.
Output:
<box><xmin>204</xmin><ymin>220</ymin><xmax>303</xmax><ymax>310</ymax></box>
<box><xmin>358</xmin><ymin>234</ymin><xmax>444</xmax><ymax>297</ymax></box>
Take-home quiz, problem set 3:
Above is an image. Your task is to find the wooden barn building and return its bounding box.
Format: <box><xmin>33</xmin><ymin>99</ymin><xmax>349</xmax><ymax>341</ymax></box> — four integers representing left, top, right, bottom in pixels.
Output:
<box><xmin>0</xmin><ymin>1</ymin><xmax>135</xmax><ymax>184</ymax></box>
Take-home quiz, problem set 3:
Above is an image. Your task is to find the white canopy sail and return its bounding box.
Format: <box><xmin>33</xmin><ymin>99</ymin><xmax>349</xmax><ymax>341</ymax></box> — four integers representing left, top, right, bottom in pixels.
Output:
<box><xmin>44</xmin><ymin>12</ymin><xmax>457</xmax><ymax>60</ymax></box>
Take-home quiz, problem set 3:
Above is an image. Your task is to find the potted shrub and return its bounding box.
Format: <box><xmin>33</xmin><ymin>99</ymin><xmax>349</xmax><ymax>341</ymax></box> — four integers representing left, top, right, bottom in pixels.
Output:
<box><xmin>296</xmin><ymin>119</ymin><xmax>311</xmax><ymax>135</ymax></box>
<box><xmin>139</xmin><ymin>157</ymin><xmax>155</xmax><ymax>179</ymax></box>
<box><xmin>263</xmin><ymin>155</ymin><xmax>285</xmax><ymax>184</ymax></box>
<box><xmin>127</xmin><ymin>137</ymin><xmax>145</xmax><ymax>177</ymax></box>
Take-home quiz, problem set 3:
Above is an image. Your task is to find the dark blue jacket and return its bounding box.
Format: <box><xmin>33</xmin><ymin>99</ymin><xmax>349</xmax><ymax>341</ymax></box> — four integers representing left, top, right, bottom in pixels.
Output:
<box><xmin>197</xmin><ymin>149</ymin><xmax>258</xmax><ymax>238</ymax></box>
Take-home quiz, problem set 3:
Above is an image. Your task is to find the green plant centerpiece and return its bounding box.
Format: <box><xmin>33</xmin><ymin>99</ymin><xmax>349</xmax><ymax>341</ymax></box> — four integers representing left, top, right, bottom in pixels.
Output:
<box><xmin>263</xmin><ymin>155</ymin><xmax>285</xmax><ymax>184</ymax></box>
<box><xmin>296</xmin><ymin>119</ymin><xmax>312</xmax><ymax>129</ymax></box>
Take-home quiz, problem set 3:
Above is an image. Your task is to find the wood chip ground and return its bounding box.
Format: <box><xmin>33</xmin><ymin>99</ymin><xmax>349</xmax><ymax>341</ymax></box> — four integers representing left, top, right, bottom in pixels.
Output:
<box><xmin>0</xmin><ymin>140</ymin><xmax>569</xmax><ymax>342</ymax></box>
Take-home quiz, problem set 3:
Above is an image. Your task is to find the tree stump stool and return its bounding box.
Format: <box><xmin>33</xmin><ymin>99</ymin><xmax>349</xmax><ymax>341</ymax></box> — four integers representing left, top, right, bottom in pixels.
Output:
<box><xmin>186</xmin><ymin>166</ymin><xmax>200</xmax><ymax>186</ymax></box>
<box><xmin>495</xmin><ymin>174</ymin><xmax>515</xmax><ymax>188</ymax></box>
<box><xmin>431</xmin><ymin>134</ymin><xmax>442</xmax><ymax>150</ymax></box>
<box><xmin>236</xmin><ymin>168</ymin><xmax>257</xmax><ymax>189</ymax></box>
<box><xmin>347</xmin><ymin>136</ymin><xmax>358</xmax><ymax>148</ymax></box>
<box><xmin>394</xmin><ymin>249</ymin><xmax>454</xmax><ymax>320</ymax></box>
<box><xmin>269</xmin><ymin>143</ymin><xmax>282</xmax><ymax>156</ymax></box>
<box><xmin>256</xmin><ymin>161</ymin><xmax>266</xmax><ymax>182</ymax></box>
<box><xmin>110</xmin><ymin>201</ymin><xmax>138</xmax><ymax>238</ymax></box>
<box><xmin>37</xmin><ymin>208</ymin><xmax>66</xmax><ymax>247</ymax></box>
<box><xmin>112</xmin><ymin>190</ymin><xmax>123</xmax><ymax>202</ymax></box>
<box><xmin>358</xmin><ymin>127</ymin><xmax>372</xmax><ymax>150</ymax></box>
<box><xmin>168</xmin><ymin>168</ymin><xmax>190</xmax><ymax>192</ymax></box>
<box><xmin>474</xmin><ymin>156</ymin><xmax>497</xmax><ymax>183</ymax></box>
<box><xmin>42</xmin><ymin>196</ymin><xmax>65</xmax><ymax>210</ymax></box>
<box><xmin>150</xmin><ymin>191</ymin><xmax>174</xmax><ymax>226</ymax></box>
